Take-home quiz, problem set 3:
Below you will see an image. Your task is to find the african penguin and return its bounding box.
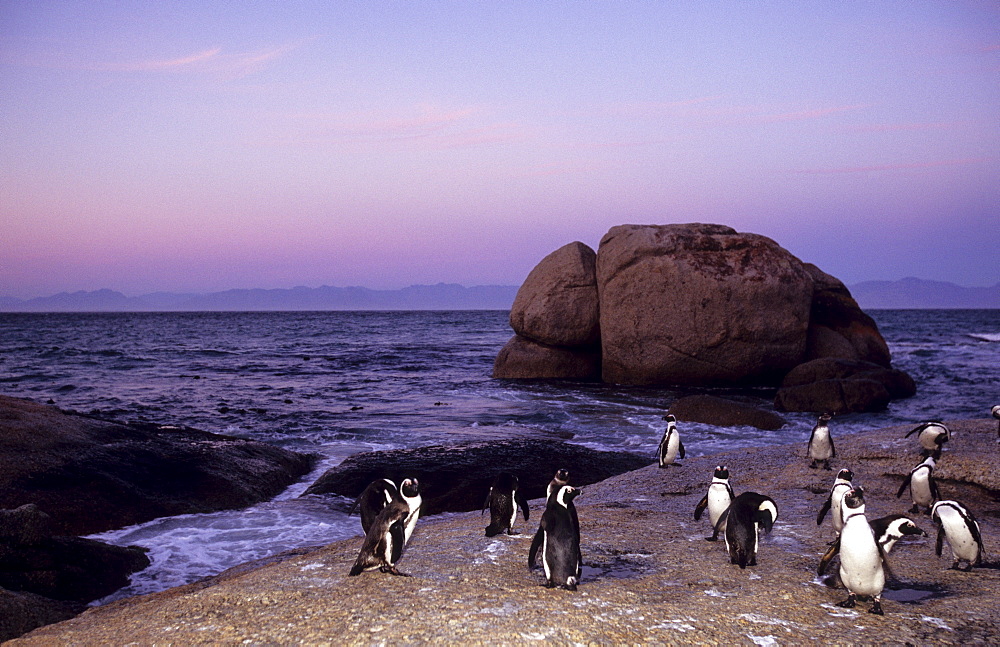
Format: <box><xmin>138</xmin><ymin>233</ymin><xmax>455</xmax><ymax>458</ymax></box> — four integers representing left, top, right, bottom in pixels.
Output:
<box><xmin>528</xmin><ymin>485</ymin><xmax>582</xmax><ymax>590</ymax></box>
<box><xmin>835</xmin><ymin>487</ymin><xmax>888</xmax><ymax>615</ymax></box>
<box><xmin>992</xmin><ymin>405</ymin><xmax>1000</xmax><ymax>440</ymax></box>
<box><xmin>547</xmin><ymin>468</ymin><xmax>570</xmax><ymax>499</ymax></box>
<box><xmin>657</xmin><ymin>414</ymin><xmax>685</xmax><ymax>468</ymax></box>
<box><xmin>818</xmin><ymin>513</ymin><xmax>926</xmax><ymax>576</ymax></box>
<box><xmin>398</xmin><ymin>478</ymin><xmax>422</xmax><ymax>546</ymax></box>
<box><xmin>483</xmin><ymin>471</ymin><xmax>529</xmax><ymax>537</ymax></box>
<box><xmin>896</xmin><ymin>455</ymin><xmax>939</xmax><ymax>514</ymax></box>
<box><xmin>713</xmin><ymin>491</ymin><xmax>778</xmax><ymax>569</ymax></box>
<box><xmin>932</xmin><ymin>500</ymin><xmax>985</xmax><ymax>571</ymax></box>
<box><xmin>348</xmin><ymin>495</ymin><xmax>412</xmax><ymax>577</ymax></box>
<box><xmin>694</xmin><ymin>465</ymin><xmax>734</xmax><ymax>541</ymax></box>
<box><xmin>816</xmin><ymin>468</ymin><xmax>854</xmax><ymax>533</ymax></box>
<box><xmin>807</xmin><ymin>413</ymin><xmax>835</xmax><ymax>470</ymax></box>
<box><xmin>349</xmin><ymin>478</ymin><xmax>398</xmax><ymax>535</ymax></box>
<box><xmin>905</xmin><ymin>421</ymin><xmax>950</xmax><ymax>457</ymax></box>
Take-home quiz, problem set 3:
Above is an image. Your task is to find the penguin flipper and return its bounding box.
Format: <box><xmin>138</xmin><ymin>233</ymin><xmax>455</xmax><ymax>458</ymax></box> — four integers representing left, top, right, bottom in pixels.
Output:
<box><xmin>515</xmin><ymin>490</ymin><xmax>530</xmax><ymax>521</ymax></box>
<box><xmin>712</xmin><ymin>506</ymin><xmax>731</xmax><ymax>539</ymax></box>
<box><xmin>694</xmin><ymin>495</ymin><xmax>709</xmax><ymax>521</ymax></box>
<box><xmin>528</xmin><ymin>526</ymin><xmax>544</xmax><ymax>569</ymax></box>
<box><xmin>679</xmin><ymin>440</ymin><xmax>686</xmax><ymax>459</ymax></box>
<box><xmin>935</xmin><ymin>524</ymin><xmax>945</xmax><ymax>557</ymax></box>
<box><xmin>389</xmin><ymin>521</ymin><xmax>405</xmax><ymax>565</ymax></box>
<box><xmin>482</xmin><ymin>487</ymin><xmax>493</xmax><ymax>515</ymax></box>
<box><xmin>896</xmin><ymin>475</ymin><xmax>911</xmax><ymax>498</ymax></box>
<box><xmin>930</xmin><ymin>478</ymin><xmax>940</xmax><ymax>501</ymax></box>
<box><xmin>817</xmin><ymin>496</ymin><xmax>832</xmax><ymax>525</ymax></box>
<box><xmin>818</xmin><ymin>537</ymin><xmax>840</xmax><ymax>575</ymax></box>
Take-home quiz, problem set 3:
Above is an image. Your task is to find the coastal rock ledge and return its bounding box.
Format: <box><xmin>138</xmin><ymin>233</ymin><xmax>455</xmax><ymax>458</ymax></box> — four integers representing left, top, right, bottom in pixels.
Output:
<box><xmin>494</xmin><ymin>223</ymin><xmax>913</xmax><ymax>413</ymax></box>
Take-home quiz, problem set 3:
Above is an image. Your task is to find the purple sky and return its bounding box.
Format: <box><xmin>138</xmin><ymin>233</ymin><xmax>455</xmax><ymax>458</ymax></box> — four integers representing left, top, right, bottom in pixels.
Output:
<box><xmin>2</xmin><ymin>2</ymin><xmax>997</xmax><ymax>298</ymax></box>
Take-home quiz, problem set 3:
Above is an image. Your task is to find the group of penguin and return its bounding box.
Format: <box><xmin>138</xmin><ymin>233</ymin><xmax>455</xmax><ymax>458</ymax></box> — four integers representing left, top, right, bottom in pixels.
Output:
<box><xmin>348</xmin><ymin>410</ymin><xmax>991</xmax><ymax>610</ymax></box>
<box><xmin>347</xmin><ymin>467</ymin><xmax>584</xmax><ymax>590</ymax></box>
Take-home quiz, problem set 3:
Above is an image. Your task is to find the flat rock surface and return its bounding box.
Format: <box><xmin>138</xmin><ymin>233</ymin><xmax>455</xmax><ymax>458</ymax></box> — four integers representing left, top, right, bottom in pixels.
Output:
<box><xmin>11</xmin><ymin>419</ymin><xmax>1000</xmax><ymax>645</ymax></box>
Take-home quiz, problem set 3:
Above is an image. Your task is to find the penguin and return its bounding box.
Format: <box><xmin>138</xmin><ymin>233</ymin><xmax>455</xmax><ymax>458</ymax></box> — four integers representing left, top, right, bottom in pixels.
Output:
<box><xmin>713</xmin><ymin>491</ymin><xmax>778</xmax><ymax>569</ymax></box>
<box><xmin>540</xmin><ymin>468</ymin><xmax>580</xmax><ymax>576</ymax></box>
<box><xmin>528</xmin><ymin>484</ymin><xmax>582</xmax><ymax>590</ymax></box>
<box><xmin>992</xmin><ymin>405</ymin><xmax>1000</xmax><ymax>440</ymax></box>
<box><xmin>807</xmin><ymin>413</ymin><xmax>835</xmax><ymax>470</ymax></box>
<box><xmin>931</xmin><ymin>500</ymin><xmax>984</xmax><ymax>571</ymax></box>
<box><xmin>657</xmin><ymin>414</ymin><xmax>685</xmax><ymax>468</ymax></box>
<box><xmin>835</xmin><ymin>487</ymin><xmax>889</xmax><ymax>615</ymax></box>
<box><xmin>349</xmin><ymin>478</ymin><xmax>398</xmax><ymax>534</ymax></box>
<box><xmin>398</xmin><ymin>478</ymin><xmax>422</xmax><ymax>546</ymax></box>
<box><xmin>818</xmin><ymin>514</ymin><xmax>926</xmax><ymax>576</ymax></box>
<box><xmin>904</xmin><ymin>421</ymin><xmax>950</xmax><ymax>457</ymax></box>
<box><xmin>547</xmin><ymin>468</ymin><xmax>570</xmax><ymax>498</ymax></box>
<box><xmin>348</xmin><ymin>495</ymin><xmax>411</xmax><ymax>577</ymax></box>
<box><xmin>896</xmin><ymin>455</ymin><xmax>939</xmax><ymax>514</ymax></box>
<box><xmin>816</xmin><ymin>468</ymin><xmax>854</xmax><ymax>533</ymax></box>
<box><xmin>483</xmin><ymin>471</ymin><xmax>529</xmax><ymax>536</ymax></box>
<box><xmin>694</xmin><ymin>465</ymin><xmax>734</xmax><ymax>541</ymax></box>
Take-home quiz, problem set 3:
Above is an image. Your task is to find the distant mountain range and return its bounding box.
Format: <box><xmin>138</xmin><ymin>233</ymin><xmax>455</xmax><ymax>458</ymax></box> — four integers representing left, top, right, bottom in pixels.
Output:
<box><xmin>0</xmin><ymin>278</ymin><xmax>997</xmax><ymax>312</ymax></box>
<box><xmin>0</xmin><ymin>284</ymin><xmax>521</xmax><ymax>312</ymax></box>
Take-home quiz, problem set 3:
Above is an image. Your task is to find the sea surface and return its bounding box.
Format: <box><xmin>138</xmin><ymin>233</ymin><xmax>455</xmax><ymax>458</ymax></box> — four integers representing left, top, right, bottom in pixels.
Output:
<box><xmin>0</xmin><ymin>309</ymin><xmax>997</xmax><ymax>601</ymax></box>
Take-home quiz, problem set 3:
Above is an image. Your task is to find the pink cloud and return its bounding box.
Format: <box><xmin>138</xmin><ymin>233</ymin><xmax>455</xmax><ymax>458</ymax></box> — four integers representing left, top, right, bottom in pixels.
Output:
<box><xmin>108</xmin><ymin>47</ymin><xmax>222</xmax><ymax>71</ymax></box>
<box><xmin>796</xmin><ymin>157</ymin><xmax>988</xmax><ymax>175</ymax></box>
<box><xmin>756</xmin><ymin>104</ymin><xmax>869</xmax><ymax>123</ymax></box>
<box><xmin>841</xmin><ymin>121</ymin><xmax>963</xmax><ymax>133</ymax></box>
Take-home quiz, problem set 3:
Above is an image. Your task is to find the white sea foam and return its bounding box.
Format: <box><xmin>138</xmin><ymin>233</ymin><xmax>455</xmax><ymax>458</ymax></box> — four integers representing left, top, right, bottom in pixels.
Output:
<box><xmin>967</xmin><ymin>332</ymin><xmax>1000</xmax><ymax>342</ymax></box>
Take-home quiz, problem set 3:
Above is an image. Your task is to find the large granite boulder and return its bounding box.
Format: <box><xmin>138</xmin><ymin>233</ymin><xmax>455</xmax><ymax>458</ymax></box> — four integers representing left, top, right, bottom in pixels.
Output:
<box><xmin>597</xmin><ymin>224</ymin><xmax>814</xmax><ymax>386</ymax></box>
<box><xmin>0</xmin><ymin>504</ymin><xmax>149</xmax><ymax>603</ymax></box>
<box><xmin>774</xmin><ymin>358</ymin><xmax>917</xmax><ymax>413</ymax></box>
<box><xmin>302</xmin><ymin>439</ymin><xmax>652</xmax><ymax>515</ymax></box>
<box><xmin>668</xmin><ymin>394</ymin><xmax>786</xmax><ymax>431</ymax></box>
<box><xmin>508</xmin><ymin>241</ymin><xmax>600</xmax><ymax>347</ymax></box>
<box><xmin>0</xmin><ymin>395</ymin><xmax>315</xmax><ymax>536</ymax></box>
<box><xmin>0</xmin><ymin>588</ymin><xmax>79</xmax><ymax>643</ymax></box>
<box><xmin>804</xmin><ymin>264</ymin><xmax>891</xmax><ymax>366</ymax></box>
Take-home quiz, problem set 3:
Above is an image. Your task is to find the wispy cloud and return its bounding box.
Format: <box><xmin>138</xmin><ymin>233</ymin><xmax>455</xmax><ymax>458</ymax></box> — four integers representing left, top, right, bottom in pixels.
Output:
<box><xmin>756</xmin><ymin>104</ymin><xmax>869</xmax><ymax>123</ymax></box>
<box><xmin>840</xmin><ymin>121</ymin><xmax>963</xmax><ymax>134</ymax></box>
<box><xmin>106</xmin><ymin>47</ymin><xmax>223</xmax><ymax>72</ymax></box>
<box><xmin>796</xmin><ymin>157</ymin><xmax>988</xmax><ymax>175</ymax></box>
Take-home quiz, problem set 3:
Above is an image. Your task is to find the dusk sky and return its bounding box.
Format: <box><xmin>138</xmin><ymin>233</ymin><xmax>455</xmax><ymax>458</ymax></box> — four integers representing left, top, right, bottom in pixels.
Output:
<box><xmin>2</xmin><ymin>1</ymin><xmax>997</xmax><ymax>299</ymax></box>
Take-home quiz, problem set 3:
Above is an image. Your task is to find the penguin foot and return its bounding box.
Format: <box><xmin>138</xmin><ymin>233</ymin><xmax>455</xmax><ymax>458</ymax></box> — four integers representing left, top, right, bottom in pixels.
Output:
<box><xmin>823</xmin><ymin>462</ymin><xmax>832</xmax><ymax>471</ymax></box>
<box><xmin>379</xmin><ymin>565</ymin><xmax>411</xmax><ymax>577</ymax></box>
<box><xmin>704</xmin><ymin>535</ymin><xmax>718</xmax><ymax>542</ymax></box>
<box><xmin>868</xmin><ymin>599</ymin><xmax>884</xmax><ymax>615</ymax></box>
<box><xmin>808</xmin><ymin>461</ymin><xmax>818</xmax><ymax>469</ymax></box>
<box><xmin>908</xmin><ymin>505</ymin><xmax>919</xmax><ymax>514</ymax></box>
<box><xmin>837</xmin><ymin>594</ymin><xmax>857</xmax><ymax>609</ymax></box>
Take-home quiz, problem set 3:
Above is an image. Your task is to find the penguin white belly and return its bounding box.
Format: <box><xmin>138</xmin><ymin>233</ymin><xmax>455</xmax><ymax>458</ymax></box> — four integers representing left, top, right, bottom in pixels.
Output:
<box><xmin>830</xmin><ymin>486</ymin><xmax>849</xmax><ymax>531</ymax></box>
<box><xmin>809</xmin><ymin>429</ymin><xmax>832</xmax><ymax>460</ymax></box>
<box><xmin>939</xmin><ymin>511</ymin><xmax>979</xmax><ymax>561</ymax></box>
<box><xmin>911</xmin><ymin>473</ymin><xmax>933</xmax><ymax>507</ymax></box>
<box><xmin>507</xmin><ymin>499</ymin><xmax>517</xmax><ymax>532</ymax></box>
<box><xmin>839</xmin><ymin>524</ymin><xmax>884</xmax><ymax>596</ymax></box>
<box><xmin>707</xmin><ymin>486</ymin><xmax>730</xmax><ymax>527</ymax></box>
<box><xmin>541</xmin><ymin>532</ymin><xmax>551</xmax><ymax>581</ymax></box>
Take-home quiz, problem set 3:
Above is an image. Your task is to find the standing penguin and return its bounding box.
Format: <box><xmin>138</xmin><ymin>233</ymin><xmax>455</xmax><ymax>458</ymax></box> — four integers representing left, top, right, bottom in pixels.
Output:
<box><xmin>348</xmin><ymin>495</ymin><xmax>412</xmax><ymax>577</ymax></box>
<box><xmin>992</xmin><ymin>405</ymin><xmax>1000</xmax><ymax>440</ymax></box>
<box><xmin>807</xmin><ymin>413</ymin><xmax>835</xmax><ymax>470</ymax></box>
<box><xmin>817</xmin><ymin>468</ymin><xmax>855</xmax><ymax>532</ymax></box>
<box><xmin>819</xmin><ymin>514</ymin><xmax>925</xmax><ymax>576</ymax></box>
<box><xmin>528</xmin><ymin>485</ymin><xmax>582</xmax><ymax>590</ymax></box>
<box><xmin>931</xmin><ymin>500</ymin><xmax>984</xmax><ymax>571</ymax></box>
<box><xmin>904</xmin><ymin>421</ymin><xmax>950</xmax><ymax>457</ymax></box>
<box><xmin>835</xmin><ymin>487</ymin><xmax>889</xmax><ymax>615</ymax></box>
<box><xmin>349</xmin><ymin>478</ymin><xmax>398</xmax><ymax>534</ymax></box>
<box><xmin>713</xmin><ymin>491</ymin><xmax>778</xmax><ymax>569</ymax></box>
<box><xmin>657</xmin><ymin>414</ymin><xmax>685</xmax><ymax>468</ymax></box>
<box><xmin>483</xmin><ymin>471</ymin><xmax>529</xmax><ymax>536</ymax></box>
<box><xmin>694</xmin><ymin>465</ymin><xmax>734</xmax><ymax>541</ymax></box>
<box><xmin>896</xmin><ymin>455</ymin><xmax>939</xmax><ymax>514</ymax></box>
<box><xmin>398</xmin><ymin>478</ymin><xmax>422</xmax><ymax>546</ymax></box>
<box><xmin>547</xmin><ymin>468</ymin><xmax>570</xmax><ymax>498</ymax></box>
<box><xmin>540</xmin><ymin>468</ymin><xmax>580</xmax><ymax>576</ymax></box>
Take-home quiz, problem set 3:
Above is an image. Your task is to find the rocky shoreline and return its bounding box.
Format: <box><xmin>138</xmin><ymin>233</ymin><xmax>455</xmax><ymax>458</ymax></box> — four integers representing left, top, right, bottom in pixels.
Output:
<box><xmin>9</xmin><ymin>418</ymin><xmax>999</xmax><ymax>645</ymax></box>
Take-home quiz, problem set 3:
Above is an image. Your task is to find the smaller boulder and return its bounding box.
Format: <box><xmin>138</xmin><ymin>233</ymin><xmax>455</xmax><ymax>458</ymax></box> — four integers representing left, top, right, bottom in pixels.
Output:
<box><xmin>492</xmin><ymin>335</ymin><xmax>600</xmax><ymax>380</ymax></box>
<box><xmin>774</xmin><ymin>357</ymin><xmax>915</xmax><ymax>413</ymax></box>
<box><xmin>668</xmin><ymin>395</ymin><xmax>786</xmax><ymax>431</ymax></box>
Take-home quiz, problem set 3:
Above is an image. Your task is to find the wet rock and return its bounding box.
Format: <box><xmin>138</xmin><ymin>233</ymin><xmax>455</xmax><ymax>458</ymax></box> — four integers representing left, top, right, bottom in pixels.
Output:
<box><xmin>0</xmin><ymin>395</ymin><xmax>316</xmax><ymax>536</ymax></box>
<box><xmin>0</xmin><ymin>588</ymin><xmax>80</xmax><ymax>643</ymax></box>
<box><xmin>668</xmin><ymin>394</ymin><xmax>785</xmax><ymax>430</ymax></box>
<box><xmin>774</xmin><ymin>357</ymin><xmax>916</xmax><ymax>413</ymax></box>
<box><xmin>302</xmin><ymin>439</ymin><xmax>652</xmax><ymax>515</ymax></box>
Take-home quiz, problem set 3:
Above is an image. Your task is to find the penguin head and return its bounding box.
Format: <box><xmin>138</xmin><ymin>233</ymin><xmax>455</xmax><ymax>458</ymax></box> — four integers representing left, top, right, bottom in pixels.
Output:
<box><xmin>555</xmin><ymin>485</ymin><xmax>580</xmax><ymax>507</ymax></box>
<box><xmin>843</xmin><ymin>487</ymin><xmax>866</xmax><ymax>511</ymax></box>
<box><xmin>400</xmin><ymin>478</ymin><xmax>420</xmax><ymax>498</ymax></box>
<box><xmin>553</xmin><ymin>468</ymin><xmax>570</xmax><ymax>483</ymax></box>
<box><xmin>992</xmin><ymin>404</ymin><xmax>1000</xmax><ymax>420</ymax></box>
<box><xmin>713</xmin><ymin>465</ymin><xmax>730</xmax><ymax>480</ymax></box>
<box><xmin>894</xmin><ymin>518</ymin><xmax>927</xmax><ymax>538</ymax></box>
<box><xmin>818</xmin><ymin>413</ymin><xmax>832</xmax><ymax>423</ymax></box>
<box><xmin>662</xmin><ymin>414</ymin><xmax>677</xmax><ymax>423</ymax></box>
<box><xmin>836</xmin><ymin>468</ymin><xmax>854</xmax><ymax>482</ymax></box>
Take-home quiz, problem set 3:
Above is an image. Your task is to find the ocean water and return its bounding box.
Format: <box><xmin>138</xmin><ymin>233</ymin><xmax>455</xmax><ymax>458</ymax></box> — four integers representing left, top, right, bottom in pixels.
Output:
<box><xmin>0</xmin><ymin>309</ymin><xmax>997</xmax><ymax>600</ymax></box>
